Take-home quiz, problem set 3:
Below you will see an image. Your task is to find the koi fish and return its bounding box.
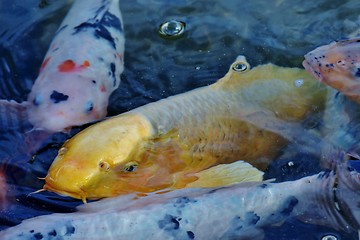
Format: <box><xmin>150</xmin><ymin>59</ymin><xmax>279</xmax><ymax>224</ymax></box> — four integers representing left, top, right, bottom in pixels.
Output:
<box><xmin>1</xmin><ymin>156</ymin><xmax>359</xmax><ymax>239</ymax></box>
<box><xmin>303</xmin><ymin>37</ymin><xmax>360</xmax><ymax>157</ymax></box>
<box><xmin>1</xmin><ymin>0</ymin><xmax>124</xmax><ymax>132</ymax></box>
<box><xmin>303</xmin><ymin>37</ymin><xmax>360</xmax><ymax>104</ymax></box>
<box><xmin>42</xmin><ymin>55</ymin><xmax>327</xmax><ymax>201</ymax></box>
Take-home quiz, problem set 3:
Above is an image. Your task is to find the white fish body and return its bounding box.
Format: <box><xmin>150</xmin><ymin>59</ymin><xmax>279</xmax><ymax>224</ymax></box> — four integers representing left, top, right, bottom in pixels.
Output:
<box><xmin>1</xmin><ymin>164</ymin><xmax>358</xmax><ymax>239</ymax></box>
<box><xmin>1</xmin><ymin>0</ymin><xmax>125</xmax><ymax>132</ymax></box>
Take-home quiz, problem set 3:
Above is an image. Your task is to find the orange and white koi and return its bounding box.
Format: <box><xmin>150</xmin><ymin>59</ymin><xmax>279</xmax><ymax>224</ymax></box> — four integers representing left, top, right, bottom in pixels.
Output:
<box><xmin>1</xmin><ymin>0</ymin><xmax>124</xmax><ymax>132</ymax></box>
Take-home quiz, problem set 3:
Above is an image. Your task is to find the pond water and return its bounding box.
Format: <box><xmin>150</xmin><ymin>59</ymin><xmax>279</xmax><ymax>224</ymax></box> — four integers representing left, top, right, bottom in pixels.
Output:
<box><xmin>0</xmin><ymin>0</ymin><xmax>360</xmax><ymax>239</ymax></box>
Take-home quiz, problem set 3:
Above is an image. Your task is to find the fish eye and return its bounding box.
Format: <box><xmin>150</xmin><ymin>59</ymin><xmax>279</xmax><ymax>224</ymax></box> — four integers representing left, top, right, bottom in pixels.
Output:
<box><xmin>84</xmin><ymin>101</ymin><xmax>94</xmax><ymax>113</ymax></box>
<box><xmin>123</xmin><ymin>162</ymin><xmax>138</xmax><ymax>172</ymax></box>
<box><xmin>99</xmin><ymin>161</ymin><xmax>110</xmax><ymax>171</ymax></box>
<box><xmin>232</xmin><ymin>62</ymin><xmax>249</xmax><ymax>72</ymax></box>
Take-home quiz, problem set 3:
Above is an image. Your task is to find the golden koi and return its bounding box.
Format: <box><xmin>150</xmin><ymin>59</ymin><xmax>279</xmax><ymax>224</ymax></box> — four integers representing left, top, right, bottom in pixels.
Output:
<box><xmin>43</xmin><ymin>55</ymin><xmax>327</xmax><ymax>201</ymax></box>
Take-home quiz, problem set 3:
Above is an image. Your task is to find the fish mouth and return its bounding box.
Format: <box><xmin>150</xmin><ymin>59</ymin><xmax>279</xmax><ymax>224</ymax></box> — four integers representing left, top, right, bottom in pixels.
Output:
<box><xmin>302</xmin><ymin>59</ymin><xmax>322</xmax><ymax>81</ymax></box>
<box><xmin>43</xmin><ymin>182</ymin><xmax>87</xmax><ymax>203</ymax></box>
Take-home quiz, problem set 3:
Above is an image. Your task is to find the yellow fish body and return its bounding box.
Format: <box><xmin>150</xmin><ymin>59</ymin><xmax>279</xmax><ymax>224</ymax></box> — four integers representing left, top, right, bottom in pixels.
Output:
<box><xmin>43</xmin><ymin>56</ymin><xmax>327</xmax><ymax>201</ymax></box>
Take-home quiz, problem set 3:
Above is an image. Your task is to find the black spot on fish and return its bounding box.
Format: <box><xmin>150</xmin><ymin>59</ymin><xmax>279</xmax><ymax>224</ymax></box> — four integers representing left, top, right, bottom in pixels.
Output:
<box><xmin>187</xmin><ymin>231</ymin><xmax>195</xmax><ymax>239</ymax></box>
<box><xmin>48</xmin><ymin>230</ymin><xmax>57</xmax><ymax>236</ymax></box>
<box><xmin>175</xmin><ymin>197</ymin><xmax>197</xmax><ymax>206</ymax></box>
<box><xmin>354</xmin><ymin>68</ymin><xmax>360</xmax><ymax>78</ymax></box>
<box><xmin>50</xmin><ymin>91</ymin><xmax>69</xmax><ymax>103</ymax></box>
<box><xmin>33</xmin><ymin>232</ymin><xmax>43</xmax><ymax>239</ymax></box>
<box><xmin>110</xmin><ymin>62</ymin><xmax>116</xmax><ymax>73</ymax></box>
<box><xmin>92</xmin><ymin>79</ymin><xmax>97</xmax><ymax>84</ymax></box>
<box><xmin>55</xmin><ymin>24</ymin><xmax>68</xmax><ymax>36</ymax></box>
<box><xmin>281</xmin><ymin>196</ymin><xmax>299</xmax><ymax>216</ymax></box>
<box><xmin>84</xmin><ymin>101</ymin><xmax>94</xmax><ymax>113</ymax></box>
<box><xmin>110</xmin><ymin>62</ymin><xmax>117</xmax><ymax>86</ymax></box>
<box><xmin>102</xmin><ymin>11</ymin><xmax>123</xmax><ymax>32</ymax></box>
<box><xmin>158</xmin><ymin>214</ymin><xmax>180</xmax><ymax>231</ymax></box>
<box><xmin>30</xmin><ymin>230</ymin><xmax>34</xmax><ymax>233</ymax></box>
<box><xmin>245</xmin><ymin>211</ymin><xmax>260</xmax><ymax>225</ymax></box>
<box><xmin>258</xmin><ymin>183</ymin><xmax>268</xmax><ymax>189</ymax></box>
<box><xmin>335</xmin><ymin>91</ymin><xmax>341</xmax><ymax>98</ymax></box>
<box><xmin>66</xmin><ymin>225</ymin><xmax>75</xmax><ymax>235</ymax></box>
<box><xmin>207</xmin><ymin>188</ymin><xmax>224</xmax><ymax>194</ymax></box>
<box><xmin>73</xmin><ymin>22</ymin><xmax>115</xmax><ymax>49</ymax></box>
<box><xmin>73</xmin><ymin>11</ymin><xmax>122</xmax><ymax>50</ymax></box>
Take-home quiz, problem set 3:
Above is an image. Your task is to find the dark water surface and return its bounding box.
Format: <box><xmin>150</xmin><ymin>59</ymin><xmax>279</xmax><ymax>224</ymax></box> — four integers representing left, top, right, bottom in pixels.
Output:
<box><xmin>0</xmin><ymin>0</ymin><xmax>360</xmax><ymax>239</ymax></box>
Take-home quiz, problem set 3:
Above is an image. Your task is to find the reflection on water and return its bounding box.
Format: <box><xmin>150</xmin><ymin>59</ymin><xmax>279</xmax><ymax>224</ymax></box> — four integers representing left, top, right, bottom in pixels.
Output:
<box><xmin>0</xmin><ymin>0</ymin><xmax>360</xmax><ymax>239</ymax></box>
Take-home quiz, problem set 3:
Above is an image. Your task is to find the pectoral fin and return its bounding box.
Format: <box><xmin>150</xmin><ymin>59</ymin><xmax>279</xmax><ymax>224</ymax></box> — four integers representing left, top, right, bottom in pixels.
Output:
<box><xmin>186</xmin><ymin>160</ymin><xmax>263</xmax><ymax>188</ymax></box>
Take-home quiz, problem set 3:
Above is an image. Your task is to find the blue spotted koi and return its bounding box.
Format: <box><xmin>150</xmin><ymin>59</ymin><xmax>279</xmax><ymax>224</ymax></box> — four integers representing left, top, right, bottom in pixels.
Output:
<box><xmin>0</xmin><ymin>161</ymin><xmax>359</xmax><ymax>239</ymax></box>
<box><xmin>1</xmin><ymin>0</ymin><xmax>125</xmax><ymax>132</ymax></box>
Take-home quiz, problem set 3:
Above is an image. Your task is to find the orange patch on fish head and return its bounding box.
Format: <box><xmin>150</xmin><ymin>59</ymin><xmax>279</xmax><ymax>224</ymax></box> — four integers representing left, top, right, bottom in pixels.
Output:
<box><xmin>58</xmin><ymin>59</ymin><xmax>76</xmax><ymax>72</ymax></box>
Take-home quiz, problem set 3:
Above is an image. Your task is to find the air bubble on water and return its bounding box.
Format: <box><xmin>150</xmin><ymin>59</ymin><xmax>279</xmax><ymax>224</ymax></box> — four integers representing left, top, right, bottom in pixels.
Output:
<box><xmin>159</xmin><ymin>20</ymin><xmax>186</xmax><ymax>39</ymax></box>
<box><xmin>321</xmin><ymin>234</ymin><xmax>337</xmax><ymax>240</ymax></box>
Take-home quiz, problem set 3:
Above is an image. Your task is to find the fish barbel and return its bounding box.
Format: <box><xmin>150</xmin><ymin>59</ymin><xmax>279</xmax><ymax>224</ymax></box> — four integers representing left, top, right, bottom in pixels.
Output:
<box><xmin>43</xmin><ymin>55</ymin><xmax>327</xmax><ymax>201</ymax></box>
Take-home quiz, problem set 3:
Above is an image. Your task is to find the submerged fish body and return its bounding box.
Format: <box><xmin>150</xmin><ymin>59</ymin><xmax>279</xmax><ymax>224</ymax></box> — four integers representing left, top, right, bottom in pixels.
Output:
<box><xmin>2</xmin><ymin>160</ymin><xmax>359</xmax><ymax>240</ymax></box>
<box><xmin>303</xmin><ymin>37</ymin><xmax>360</xmax><ymax>156</ymax></box>
<box><xmin>43</xmin><ymin>55</ymin><xmax>327</xmax><ymax>200</ymax></box>
<box><xmin>303</xmin><ymin>37</ymin><xmax>360</xmax><ymax>104</ymax></box>
<box><xmin>2</xmin><ymin>0</ymin><xmax>125</xmax><ymax>132</ymax></box>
